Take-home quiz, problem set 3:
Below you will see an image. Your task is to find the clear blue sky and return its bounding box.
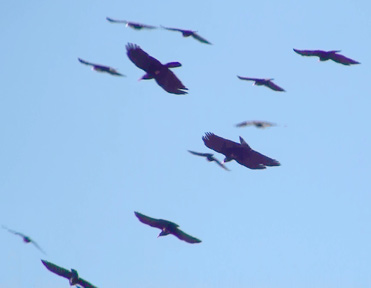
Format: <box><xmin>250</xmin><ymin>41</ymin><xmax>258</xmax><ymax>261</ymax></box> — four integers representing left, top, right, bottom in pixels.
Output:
<box><xmin>1</xmin><ymin>0</ymin><xmax>371</xmax><ymax>288</ymax></box>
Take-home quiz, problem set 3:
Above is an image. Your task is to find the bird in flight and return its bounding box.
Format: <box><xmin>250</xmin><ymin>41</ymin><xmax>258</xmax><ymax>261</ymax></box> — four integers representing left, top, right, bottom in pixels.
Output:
<box><xmin>237</xmin><ymin>76</ymin><xmax>285</xmax><ymax>92</ymax></box>
<box><xmin>126</xmin><ymin>43</ymin><xmax>188</xmax><ymax>95</ymax></box>
<box><xmin>161</xmin><ymin>26</ymin><xmax>212</xmax><ymax>44</ymax></box>
<box><xmin>202</xmin><ymin>132</ymin><xmax>280</xmax><ymax>170</ymax></box>
<box><xmin>134</xmin><ymin>211</ymin><xmax>201</xmax><ymax>244</ymax></box>
<box><xmin>41</xmin><ymin>259</ymin><xmax>97</xmax><ymax>288</ymax></box>
<box><xmin>106</xmin><ymin>17</ymin><xmax>157</xmax><ymax>30</ymax></box>
<box><xmin>293</xmin><ymin>49</ymin><xmax>360</xmax><ymax>65</ymax></box>
<box><xmin>188</xmin><ymin>150</ymin><xmax>230</xmax><ymax>171</ymax></box>
<box><xmin>235</xmin><ymin>121</ymin><xmax>276</xmax><ymax>129</ymax></box>
<box><xmin>2</xmin><ymin>225</ymin><xmax>46</xmax><ymax>254</ymax></box>
<box><xmin>78</xmin><ymin>58</ymin><xmax>125</xmax><ymax>76</ymax></box>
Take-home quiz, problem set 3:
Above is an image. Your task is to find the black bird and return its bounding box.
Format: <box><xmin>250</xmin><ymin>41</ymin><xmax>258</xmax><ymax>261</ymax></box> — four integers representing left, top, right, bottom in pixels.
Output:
<box><xmin>235</xmin><ymin>121</ymin><xmax>276</xmax><ymax>129</ymax></box>
<box><xmin>126</xmin><ymin>43</ymin><xmax>188</xmax><ymax>94</ymax></box>
<box><xmin>202</xmin><ymin>132</ymin><xmax>280</xmax><ymax>170</ymax></box>
<box><xmin>106</xmin><ymin>17</ymin><xmax>157</xmax><ymax>30</ymax></box>
<box><xmin>41</xmin><ymin>259</ymin><xmax>97</xmax><ymax>288</ymax></box>
<box><xmin>188</xmin><ymin>150</ymin><xmax>230</xmax><ymax>171</ymax></box>
<box><xmin>293</xmin><ymin>49</ymin><xmax>360</xmax><ymax>65</ymax></box>
<box><xmin>237</xmin><ymin>76</ymin><xmax>285</xmax><ymax>92</ymax></box>
<box><xmin>78</xmin><ymin>58</ymin><xmax>124</xmax><ymax>76</ymax></box>
<box><xmin>134</xmin><ymin>211</ymin><xmax>201</xmax><ymax>244</ymax></box>
<box><xmin>161</xmin><ymin>26</ymin><xmax>212</xmax><ymax>44</ymax></box>
<box><xmin>2</xmin><ymin>225</ymin><xmax>46</xmax><ymax>254</ymax></box>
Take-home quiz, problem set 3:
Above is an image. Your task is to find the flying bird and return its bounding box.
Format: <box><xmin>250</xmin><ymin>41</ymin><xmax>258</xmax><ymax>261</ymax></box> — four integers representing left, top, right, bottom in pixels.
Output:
<box><xmin>78</xmin><ymin>58</ymin><xmax>125</xmax><ymax>76</ymax></box>
<box><xmin>202</xmin><ymin>132</ymin><xmax>280</xmax><ymax>170</ymax></box>
<box><xmin>161</xmin><ymin>26</ymin><xmax>212</xmax><ymax>44</ymax></box>
<box><xmin>126</xmin><ymin>43</ymin><xmax>188</xmax><ymax>94</ymax></box>
<box><xmin>2</xmin><ymin>225</ymin><xmax>46</xmax><ymax>254</ymax></box>
<box><xmin>188</xmin><ymin>150</ymin><xmax>230</xmax><ymax>171</ymax></box>
<box><xmin>237</xmin><ymin>76</ymin><xmax>285</xmax><ymax>92</ymax></box>
<box><xmin>106</xmin><ymin>17</ymin><xmax>157</xmax><ymax>30</ymax></box>
<box><xmin>134</xmin><ymin>211</ymin><xmax>201</xmax><ymax>244</ymax></box>
<box><xmin>235</xmin><ymin>121</ymin><xmax>276</xmax><ymax>129</ymax></box>
<box><xmin>293</xmin><ymin>49</ymin><xmax>360</xmax><ymax>65</ymax></box>
<box><xmin>41</xmin><ymin>259</ymin><xmax>97</xmax><ymax>288</ymax></box>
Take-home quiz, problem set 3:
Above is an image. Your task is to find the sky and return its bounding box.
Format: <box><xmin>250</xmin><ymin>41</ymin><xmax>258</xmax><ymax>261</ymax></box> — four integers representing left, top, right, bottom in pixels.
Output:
<box><xmin>1</xmin><ymin>0</ymin><xmax>371</xmax><ymax>288</ymax></box>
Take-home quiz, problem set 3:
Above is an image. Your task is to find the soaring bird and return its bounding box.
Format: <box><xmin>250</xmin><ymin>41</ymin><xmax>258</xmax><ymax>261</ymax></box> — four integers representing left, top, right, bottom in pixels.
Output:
<box><xmin>235</xmin><ymin>121</ymin><xmax>276</xmax><ymax>129</ymax></box>
<box><xmin>134</xmin><ymin>211</ymin><xmax>201</xmax><ymax>244</ymax></box>
<box><xmin>237</xmin><ymin>76</ymin><xmax>285</xmax><ymax>92</ymax></box>
<box><xmin>2</xmin><ymin>225</ymin><xmax>46</xmax><ymax>254</ymax></box>
<box><xmin>161</xmin><ymin>26</ymin><xmax>212</xmax><ymax>44</ymax></box>
<box><xmin>126</xmin><ymin>43</ymin><xmax>188</xmax><ymax>94</ymax></box>
<box><xmin>106</xmin><ymin>17</ymin><xmax>157</xmax><ymax>30</ymax></box>
<box><xmin>202</xmin><ymin>132</ymin><xmax>280</xmax><ymax>170</ymax></box>
<box><xmin>293</xmin><ymin>49</ymin><xmax>360</xmax><ymax>65</ymax></box>
<box><xmin>41</xmin><ymin>259</ymin><xmax>97</xmax><ymax>288</ymax></box>
<box><xmin>188</xmin><ymin>150</ymin><xmax>230</xmax><ymax>171</ymax></box>
<box><xmin>78</xmin><ymin>58</ymin><xmax>124</xmax><ymax>76</ymax></box>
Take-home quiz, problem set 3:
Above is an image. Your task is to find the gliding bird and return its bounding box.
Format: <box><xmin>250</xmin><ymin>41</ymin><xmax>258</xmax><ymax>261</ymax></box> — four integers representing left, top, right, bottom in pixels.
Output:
<box><xmin>106</xmin><ymin>17</ymin><xmax>157</xmax><ymax>30</ymax></box>
<box><xmin>188</xmin><ymin>150</ymin><xmax>230</xmax><ymax>171</ymax></box>
<box><xmin>237</xmin><ymin>76</ymin><xmax>285</xmax><ymax>92</ymax></box>
<box><xmin>78</xmin><ymin>58</ymin><xmax>125</xmax><ymax>76</ymax></box>
<box><xmin>235</xmin><ymin>121</ymin><xmax>276</xmax><ymax>129</ymax></box>
<box><xmin>161</xmin><ymin>26</ymin><xmax>212</xmax><ymax>44</ymax></box>
<box><xmin>293</xmin><ymin>49</ymin><xmax>360</xmax><ymax>65</ymax></box>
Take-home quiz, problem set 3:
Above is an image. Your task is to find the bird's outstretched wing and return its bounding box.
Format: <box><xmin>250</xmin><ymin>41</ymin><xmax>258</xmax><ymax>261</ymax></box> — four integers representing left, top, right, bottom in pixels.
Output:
<box><xmin>106</xmin><ymin>17</ymin><xmax>126</xmax><ymax>24</ymax></box>
<box><xmin>41</xmin><ymin>260</ymin><xmax>72</xmax><ymax>279</ymax></box>
<box><xmin>265</xmin><ymin>80</ymin><xmax>285</xmax><ymax>92</ymax></box>
<box><xmin>126</xmin><ymin>43</ymin><xmax>163</xmax><ymax>73</ymax></box>
<box><xmin>330</xmin><ymin>53</ymin><xmax>360</xmax><ymax>65</ymax></box>
<box><xmin>172</xmin><ymin>227</ymin><xmax>202</xmax><ymax>244</ymax></box>
<box><xmin>78</xmin><ymin>58</ymin><xmax>95</xmax><ymax>66</ymax></box>
<box><xmin>191</xmin><ymin>33</ymin><xmax>212</xmax><ymax>44</ymax></box>
<box><xmin>77</xmin><ymin>278</ymin><xmax>98</xmax><ymax>288</ymax></box>
<box><xmin>160</xmin><ymin>26</ymin><xmax>184</xmax><ymax>33</ymax></box>
<box><xmin>202</xmin><ymin>132</ymin><xmax>241</xmax><ymax>155</ymax></box>
<box><xmin>153</xmin><ymin>68</ymin><xmax>188</xmax><ymax>94</ymax></box>
<box><xmin>237</xmin><ymin>76</ymin><xmax>259</xmax><ymax>82</ymax></box>
<box><xmin>2</xmin><ymin>225</ymin><xmax>27</xmax><ymax>238</ymax></box>
<box><xmin>188</xmin><ymin>150</ymin><xmax>213</xmax><ymax>157</ymax></box>
<box><xmin>293</xmin><ymin>49</ymin><xmax>323</xmax><ymax>57</ymax></box>
<box><xmin>213</xmin><ymin>158</ymin><xmax>230</xmax><ymax>171</ymax></box>
<box><xmin>134</xmin><ymin>211</ymin><xmax>179</xmax><ymax>229</ymax></box>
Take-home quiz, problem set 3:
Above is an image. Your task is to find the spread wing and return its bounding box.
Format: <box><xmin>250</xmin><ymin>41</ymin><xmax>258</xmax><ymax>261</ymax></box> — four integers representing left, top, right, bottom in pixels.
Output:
<box><xmin>237</xmin><ymin>76</ymin><xmax>260</xmax><ymax>82</ymax></box>
<box><xmin>243</xmin><ymin>149</ymin><xmax>281</xmax><ymax>169</ymax></box>
<box><xmin>41</xmin><ymin>260</ymin><xmax>72</xmax><ymax>279</ymax></box>
<box><xmin>31</xmin><ymin>240</ymin><xmax>46</xmax><ymax>254</ymax></box>
<box><xmin>77</xmin><ymin>278</ymin><xmax>98</xmax><ymax>288</ymax></box>
<box><xmin>134</xmin><ymin>211</ymin><xmax>176</xmax><ymax>229</ymax></box>
<box><xmin>293</xmin><ymin>49</ymin><xmax>323</xmax><ymax>57</ymax></box>
<box><xmin>171</xmin><ymin>227</ymin><xmax>202</xmax><ymax>244</ymax></box>
<box><xmin>161</xmin><ymin>26</ymin><xmax>185</xmax><ymax>33</ymax></box>
<box><xmin>191</xmin><ymin>32</ymin><xmax>212</xmax><ymax>44</ymax></box>
<box><xmin>153</xmin><ymin>68</ymin><xmax>188</xmax><ymax>94</ymax></box>
<box><xmin>265</xmin><ymin>80</ymin><xmax>285</xmax><ymax>92</ymax></box>
<box><xmin>78</xmin><ymin>58</ymin><xmax>95</xmax><ymax>67</ymax></box>
<box><xmin>212</xmin><ymin>158</ymin><xmax>230</xmax><ymax>171</ymax></box>
<box><xmin>126</xmin><ymin>43</ymin><xmax>163</xmax><ymax>73</ymax></box>
<box><xmin>188</xmin><ymin>150</ymin><xmax>213</xmax><ymax>157</ymax></box>
<box><xmin>106</xmin><ymin>17</ymin><xmax>127</xmax><ymax>24</ymax></box>
<box><xmin>235</xmin><ymin>121</ymin><xmax>253</xmax><ymax>127</ymax></box>
<box><xmin>202</xmin><ymin>132</ymin><xmax>241</xmax><ymax>156</ymax></box>
<box><xmin>330</xmin><ymin>53</ymin><xmax>360</xmax><ymax>65</ymax></box>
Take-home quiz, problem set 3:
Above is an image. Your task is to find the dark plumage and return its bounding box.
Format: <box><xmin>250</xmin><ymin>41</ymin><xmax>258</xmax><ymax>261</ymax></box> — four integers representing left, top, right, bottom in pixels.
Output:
<box><xmin>235</xmin><ymin>121</ymin><xmax>276</xmax><ymax>129</ymax></box>
<box><xmin>2</xmin><ymin>225</ymin><xmax>46</xmax><ymax>254</ymax></box>
<box><xmin>78</xmin><ymin>58</ymin><xmax>124</xmax><ymax>76</ymax></box>
<box><xmin>237</xmin><ymin>76</ymin><xmax>285</xmax><ymax>92</ymax></box>
<box><xmin>106</xmin><ymin>17</ymin><xmax>157</xmax><ymax>30</ymax></box>
<box><xmin>126</xmin><ymin>43</ymin><xmax>188</xmax><ymax>94</ymax></box>
<box><xmin>188</xmin><ymin>150</ymin><xmax>230</xmax><ymax>171</ymax></box>
<box><xmin>134</xmin><ymin>211</ymin><xmax>201</xmax><ymax>244</ymax></box>
<box><xmin>293</xmin><ymin>49</ymin><xmax>360</xmax><ymax>65</ymax></box>
<box><xmin>161</xmin><ymin>26</ymin><xmax>211</xmax><ymax>44</ymax></box>
<box><xmin>202</xmin><ymin>132</ymin><xmax>280</xmax><ymax>170</ymax></box>
<box><xmin>41</xmin><ymin>259</ymin><xmax>97</xmax><ymax>288</ymax></box>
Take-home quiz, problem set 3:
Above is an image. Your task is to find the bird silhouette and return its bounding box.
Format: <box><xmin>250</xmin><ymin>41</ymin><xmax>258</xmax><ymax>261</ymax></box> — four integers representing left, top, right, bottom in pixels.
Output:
<box><xmin>235</xmin><ymin>121</ymin><xmax>276</xmax><ymax>129</ymax></box>
<box><xmin>237</xmin><ymin>76</ymin><xmax>285</xmax><ymax>92</ymax></box>
<box><xmin>106</xmin><ymin>17</ymin><xmax>157</xmax><ymax>30</ymax></box>
<box><xmin>41</xmin><ymin>259</ymin><xmax>97</xmax><ymax>288</ymax></box>
<box><xmin>2</xmin><ymin>225</ymin><xmax>46</xmax><ymax>254</ymax></box>
<box><xmin>293</xmin><ymin>49</ymin><xmax>360</xmax><ymax>65</ymax></box>
<box><xmin>188</xmin><ymin>150</ymin><xmax>230</xmax><ymax>171</ymax></box>
<box><xmin>126</xmin><ymin>43</ymin><xmax>188</xmax><ymax>94</ymax></box>
<box><xmin>202</xmin><ymin>132</ymin><xmax>280</xmax><ymax>169</ymax></box>
<box><xmin>161</xmin><ymin>26</ymin><xmax>212</xmax><ymax>44</ymax></box>
<box><xmin>134</xmin><ymin>211</ymin><xmax>201</xmax><ymax>244</ymax></box>
<box><xmin>78</xmin><ymin>58</ymin><xmax>124</xmax><ymax>76</ymax></box>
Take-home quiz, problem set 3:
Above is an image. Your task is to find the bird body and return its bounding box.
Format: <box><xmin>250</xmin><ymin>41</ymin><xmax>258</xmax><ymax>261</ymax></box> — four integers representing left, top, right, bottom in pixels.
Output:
<box><xmin>78</xmin><ymin>58</ymin><xmax>124</xmax><ymax>76</ymax></box>
<box><xmin>188</xmin><ymin>150</ymin><xmax>230</xmax><ymax>170</ymax></box>
<box><xmin>161</xmin><ymin>26</ymin><xmax>212</xmax><ymax>44</ymax></box>
<box><xmin>293</xmin><ymin>49</ymin><xmax>360</xmax><ymax>65</ymax></box>
<box><xmin>41</xmin><ymin>260</ymin><xmax>97</xmax><ymax>288</ymax></box>
<box><xmin>106</xmin><ymin>17</ymin><xmax>156</xmax><ymax>29</ymax></box>
<box><xmin>236</xmin><ymin>121</ymin><xmax>276</xmax><ymax>129</ymax></box>
<box><xmin>237</xmin><ymin>76</ymin><xmax>285</xmax><ymax>92</ymax></box>
<box><xmin>126</xmin><ymin>43</ymin><xmax>188</xmax><ymax>94</ymax></box>
<box><xmin>134</xmin><ymin>212</ymin><xmax>201</xmax><ymax>244</ymax></box>
<box><xmin>202</xmin><ymin>132</ymin><xmax>280</xmax><ymax>169</ymax></box>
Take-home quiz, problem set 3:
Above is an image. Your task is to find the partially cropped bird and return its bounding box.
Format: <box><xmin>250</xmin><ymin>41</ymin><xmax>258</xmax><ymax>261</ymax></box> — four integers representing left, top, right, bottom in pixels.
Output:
<box><xmin>235</xmin><ymin>121</ymin><xmax>276</xmax><ymax>129</ymax></box>
<box><xmin>237</xmin><ymin>76</ymin><xmax>285</xmax><ymax>92</ymax></box>
<box><xmin>2</xmin><ymin>225</ymin><xmax>46</xmax><ymax>254</ymax></box>
<box><xmin>293</xmin><ymin>49</ymin><xmax>360</xmax><ymax>65</ymax></box>
<box><xmin>78</xmin><ymin>58</ymin><xmax>124</xmax><ymax>76</ymax></box>
<box><xmin>202</xmin><ymin>132</ymin><xmax>280</xmax><ymax>170</ymax></box>
<box><xmin>126</xmin><ymin>43</ymin><xmax>188</xmax><ymax>94</ymax></box>
<box><xmin>161</xmin><ymin>26</ymin><xmax>211</xmax><ymax>44</ymax></box>
<box><xmin>41</xmin><ymin>259</ymin><xmax>97</xmax><ymax>288</ymax></box>
<box><xmin>188</xmin><ymin>150</ymin><xmax>230</xmax><ymax>171</ymax></box>
<box><xmin>106</xmin><ymin>17</ymin><xmax>157</xmax><ymax>30</ymax></box>
<box><xmin>134</xmin><ymin>211</ymin><xmax>201</xmax><ymax>244</ymax></box>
